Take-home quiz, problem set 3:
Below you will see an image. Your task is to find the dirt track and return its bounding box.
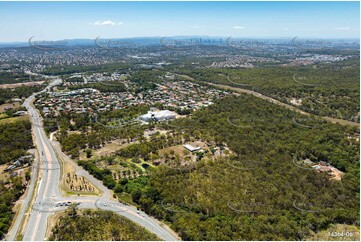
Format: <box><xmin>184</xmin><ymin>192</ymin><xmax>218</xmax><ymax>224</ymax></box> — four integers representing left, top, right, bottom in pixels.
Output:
<box><xmin>176</xmin><ymin>73</ymin><xmax>359</xmax><ymax>127</ymax></box>
<box><xmin>0</xmin><ymin>81</ymin><xmax>45</xmax><ymax>89</ymax></box>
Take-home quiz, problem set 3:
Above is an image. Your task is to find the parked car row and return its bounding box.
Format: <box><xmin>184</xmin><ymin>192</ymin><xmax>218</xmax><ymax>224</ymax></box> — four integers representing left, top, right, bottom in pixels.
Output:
<box><xmin>55</xmin><ymin>201</ymin><xmax>81</xmax><ymax>207</ymax></box>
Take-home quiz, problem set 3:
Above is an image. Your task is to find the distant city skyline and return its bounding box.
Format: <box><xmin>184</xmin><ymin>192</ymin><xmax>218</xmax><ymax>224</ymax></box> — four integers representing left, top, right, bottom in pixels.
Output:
<box><xmin>0</xmin><ymin>1</ymin><xmax>359</xmax><ymax>42</ymax></box>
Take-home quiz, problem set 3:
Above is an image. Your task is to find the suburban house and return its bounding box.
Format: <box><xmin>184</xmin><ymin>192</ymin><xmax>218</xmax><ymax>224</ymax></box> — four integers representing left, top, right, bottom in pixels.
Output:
<box><xmin>183</xmin><ymin>144</ymin><xmax>201</xmax><ymax>152</ymax></box>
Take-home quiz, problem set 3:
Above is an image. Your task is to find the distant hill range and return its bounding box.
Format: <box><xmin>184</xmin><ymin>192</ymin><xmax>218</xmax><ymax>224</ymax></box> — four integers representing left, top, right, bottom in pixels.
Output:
<box><xmin>0</xmin><ymin>36</ymin><xmax>359</xmax><ymax>48</ymax></box>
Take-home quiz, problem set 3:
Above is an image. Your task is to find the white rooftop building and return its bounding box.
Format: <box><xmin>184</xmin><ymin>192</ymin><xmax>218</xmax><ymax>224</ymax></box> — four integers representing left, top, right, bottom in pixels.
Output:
<box><xmin>139</xmin><ymin>110</ymin><xmax>176</xmax><ymax>122</ymax></box>
<box><xmin>183</xmin><ymin>144</ymin><xmax>201</xmax><ymax>152</ymax></box>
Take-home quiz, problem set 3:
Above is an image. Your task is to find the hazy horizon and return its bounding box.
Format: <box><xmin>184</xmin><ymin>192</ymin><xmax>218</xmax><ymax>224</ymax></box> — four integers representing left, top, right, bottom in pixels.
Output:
<box><xmin>0</xmin><ymin>1</ymin><xmax>359</xmax><ymax>42</ymax></box>
<box><xmin>0</xmin><ymin>36</ymin><xmax>360</xmax><ymax>45</ymax></box>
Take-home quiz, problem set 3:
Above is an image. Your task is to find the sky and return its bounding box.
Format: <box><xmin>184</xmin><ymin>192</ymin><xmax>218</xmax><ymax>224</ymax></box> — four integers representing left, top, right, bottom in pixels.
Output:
<box><xmin>0</xmin><ymin>1</ymin><xmax>359</xmax><ymax>42</ymax></box>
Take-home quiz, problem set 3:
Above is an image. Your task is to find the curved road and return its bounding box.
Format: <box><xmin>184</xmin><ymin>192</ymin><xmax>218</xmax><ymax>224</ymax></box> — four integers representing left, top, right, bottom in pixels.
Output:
<box><xmin>6</xmin><ymin>79</ymin><xmax>178</xmax><ymax>241</ymax></box>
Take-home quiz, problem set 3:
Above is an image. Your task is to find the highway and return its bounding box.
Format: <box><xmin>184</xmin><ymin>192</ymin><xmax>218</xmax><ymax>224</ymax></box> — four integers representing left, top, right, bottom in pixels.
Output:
<box><xmin>7</xmin><ymin>79</ymin><xmax>178</xmax><ymax>241</ymax></box>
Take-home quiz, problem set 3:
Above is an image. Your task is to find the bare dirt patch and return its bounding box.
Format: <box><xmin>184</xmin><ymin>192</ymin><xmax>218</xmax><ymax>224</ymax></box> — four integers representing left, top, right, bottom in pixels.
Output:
<box><xmin>59</xmin><ymin>155</ymin><xmax>100</xmax><ymax>196</ymax></box>
<box><xmin>290</xmin><ymin>98</ymin><xmax>302</xmax><ymax>106</ymax></box>
<box><xmin>330</xmin><ymin>167</ymin><xmax>343</xmax><ymax>181</ymax></box>
<box><xmin>0</xmin><ymin>164</ymin><xmax>8</xmax><ymax>180</ymax></box>
<box><xmin>159</xmin><ymin>145</ymin><xmax>189</xmax><ymax>158</ymax></box>
<box><xmin>95</xmin><ymin>139</ymin><xmax>131</xmax><ymax>157</ymax></box>
<box><xmin>79</xmin><ymin>139</ymin><xmax>136</xmax><ymax>160</ymax></box>
<box><xmin>0</xmin><ymin>102</ymin><xmax>21</xmax><ymax>113</ymax></box>
<box><xmin>0</xmin><ymin>81</ymin><xmax>44</xmax><ymax>89</ymax></box>
<box><xmin>0</xmin><ymin>163</ymin><xmax>31</xmax><ymax>182</ymax></box>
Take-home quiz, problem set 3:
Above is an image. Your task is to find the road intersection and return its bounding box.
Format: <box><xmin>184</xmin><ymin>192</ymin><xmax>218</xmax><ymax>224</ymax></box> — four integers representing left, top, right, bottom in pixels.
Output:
<box><xmin>6</xmin><ymin>78</ymin><xmax>178</xmax><ymax>241</ymax></box>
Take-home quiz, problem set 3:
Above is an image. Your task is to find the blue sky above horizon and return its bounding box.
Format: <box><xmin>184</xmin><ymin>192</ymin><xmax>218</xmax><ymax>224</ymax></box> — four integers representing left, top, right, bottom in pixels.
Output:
<box><xmin>0</xmin><ymin>1</ymin><xmax>359</xmax><ymax>42</ymax></box>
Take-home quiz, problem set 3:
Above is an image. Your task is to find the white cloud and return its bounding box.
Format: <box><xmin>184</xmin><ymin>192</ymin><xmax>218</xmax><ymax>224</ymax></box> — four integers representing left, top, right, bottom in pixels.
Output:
<box><xmin>233</xmin><ymin>26</ymin><xmax>245</xmax><ymax>29</ymax></box>
<box><xmin>335</xmin><ymin>27</ymin><xmax>350</xmax><ymax>31</ymax></box>
<box><xmin>91</xmin><ymin>20</ymin><xmax>123</xmax><ymax>26</ymax></box>
<box><xmin>283</xmin><ymin>28</ymin><xmax>289</xmax><ymax>31</ymax></box>
<box><xmin>190</xmin><ymin>25</ymin><xmax>199</xmax><ymax>29</ymax></box>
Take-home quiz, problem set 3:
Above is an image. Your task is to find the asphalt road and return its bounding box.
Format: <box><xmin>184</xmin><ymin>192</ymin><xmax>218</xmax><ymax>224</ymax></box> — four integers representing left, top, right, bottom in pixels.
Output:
<box><xmin>7</xmin><ymin>79</ymin><xmax>178</xmax><ymax>241</ymax></box>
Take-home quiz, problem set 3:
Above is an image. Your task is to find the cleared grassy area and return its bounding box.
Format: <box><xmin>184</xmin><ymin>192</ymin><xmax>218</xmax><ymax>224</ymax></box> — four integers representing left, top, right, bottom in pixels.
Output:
<box><xmin>58</xmin><ymin>154</ymin><xmax>101</xmax><ymax>197</ymax></box>
<box><xmin>0</xmin><ymin>102</ymin><xmax>20</xmax><ymax>113</ymax></box>
<box><xmin>79</xmin><ymin>139</ymin><xmax>133</xmax><ymax>159</ymax></box>
<box><xmin>0</xmin><ymin>115</ymin><xmax>29</xmax><ymax>124</ymax></box>
<box><xmin>115</xmin><ymin>192</ymin><xmax>136</xmax><ymax>206</ymax></box>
